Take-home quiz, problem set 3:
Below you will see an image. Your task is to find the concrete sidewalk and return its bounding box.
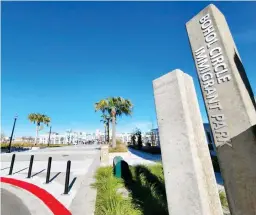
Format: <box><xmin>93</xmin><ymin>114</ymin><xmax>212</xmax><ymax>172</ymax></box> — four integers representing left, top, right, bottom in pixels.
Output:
<box><xmin>105</xmin><ymin>147</ymin><xmax>162</xmax><ymax>167</ymax></box>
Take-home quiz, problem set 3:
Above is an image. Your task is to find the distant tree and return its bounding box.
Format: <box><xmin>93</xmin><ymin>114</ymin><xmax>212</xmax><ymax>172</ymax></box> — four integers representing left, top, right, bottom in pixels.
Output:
<box><xmin>28</xmin><ymin>113</ymin><xmax>51</xmax><ymax>145</ymax></box>
<box><xmin>100</xmin><ymin>114</ymin><xmax>111</xmax><ymax>143</ymax></box>
<box><xmin>60</xmin><ymin>137</ymin><xmax>64</xmax><ymax>144</ymax></box>
<box><xmin>135</xmin><ymin>128</ymin><xmax>143</xmax><ymax>149</ymax></box>
<box><xmin>131</xmin><ymin>134</ymin><xmax>136</xmax><ymax>146</ymax></box>
<box><xmin>150</xmin><ymin>130</ymin><xmax>155</xmax><ymax>146</ymax></box>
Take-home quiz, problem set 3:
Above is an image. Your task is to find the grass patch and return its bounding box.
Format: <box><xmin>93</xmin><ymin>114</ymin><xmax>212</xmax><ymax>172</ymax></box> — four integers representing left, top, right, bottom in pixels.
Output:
<box><xmin>40</xmin><ymin>144</ymin><xmax>69</xmax><ymax>148</ymax></box>
<box><xmin>128</xmin><ymin>164</ymin><xmax>168</xmax><ymax>215</ymax></box>
<box><xmin>93</xmin><ymin>166</ymin><xmax>141</xmax><ymax>215</ymax></box>
<box><xmin>109</xmin><ymin>140</ymin><xmax>128</xmax><ymax>153</ymax></box>
<box><xmin>93</xmin><ymin>164</ymin><xmax>168</xmax><ymax>215</ymax></box>
<box><xmin>0</xmin><ymin>142</ymin><xmax>69</xmax><ymax>149</ymax></box>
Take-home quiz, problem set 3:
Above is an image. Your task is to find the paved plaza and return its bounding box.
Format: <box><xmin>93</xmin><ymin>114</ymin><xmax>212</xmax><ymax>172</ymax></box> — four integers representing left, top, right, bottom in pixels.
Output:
<box><xmin>0</xmin><ymin>145</ymin><xmax>100</xmax><ymax>215</ymax></box>
<box><xmin>0</xmin><ymin>144</ymin><xmax>225</xmax><ymax>215</ymax></box>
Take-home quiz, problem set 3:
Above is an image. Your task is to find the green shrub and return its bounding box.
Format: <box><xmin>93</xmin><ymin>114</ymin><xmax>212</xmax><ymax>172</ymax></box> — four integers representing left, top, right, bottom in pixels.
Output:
<box><xmin>219</xmin><ymin>190</ymin><xmax>229</xmax><ymax>208</ymax></box>
<box><xmin>137</xmin><ymin>134</ymin><xmax>142</xmax><ymax>149</ymax></box>
<box><xmin>131</xmin><ymin>135</ymin><xmax>136</xmax><ymax>146</ymax></box>
<box><xmin>124</xmin><ymin>164</ymin><xmax>168</xmax><ymax>215</ymax></box>
<box><xmin>93</xmin><ymin>167</ymin><xmax>141</xmax><ymax>215</ymax></box>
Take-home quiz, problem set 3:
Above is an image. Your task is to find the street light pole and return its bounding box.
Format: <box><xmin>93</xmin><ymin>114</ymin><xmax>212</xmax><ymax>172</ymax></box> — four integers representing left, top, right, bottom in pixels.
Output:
<box><xmin>8</xmin><ymin>116</ymin><xmax>18</xmax><ymax>153</ymax></box>
<box><xmin>48</xmin><ymin>126</ymin><xmax>52</xmax><ymax>147</ymax></box>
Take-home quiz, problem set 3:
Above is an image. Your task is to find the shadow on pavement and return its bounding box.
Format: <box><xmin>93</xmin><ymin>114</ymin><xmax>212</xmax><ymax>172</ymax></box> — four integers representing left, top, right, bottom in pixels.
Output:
<box><xmin>13</xmin><ymin>167</ymin><xmax>28</xmax><ymax>175</ymax></box>
<box><xmin>1</xmin><ymin>167</ymin><xmax>10</xmax><ymax>171</ymax></box>
<box><xmin>68</xmin><ymin>177</ymin><xmax>77</xmax><ymax>192</ymax></box>
<box><xmin>1</xmin><ymin>147</ymin><xmax>31</xmax><ymax>153</ymax></box>
<box><xmin>31</xmin><ymin>169</ymin><xmax>46</xmax><ymax>177</ymax></box>
<box><xmin>49</xmin><ymin>172</ymin><xmax>61</xmax><ymax>183</ymax></box>
<box><xmin>128</xmin><ymin>148</ymin><xmax>162</xmax><ymax>162</ymax></box>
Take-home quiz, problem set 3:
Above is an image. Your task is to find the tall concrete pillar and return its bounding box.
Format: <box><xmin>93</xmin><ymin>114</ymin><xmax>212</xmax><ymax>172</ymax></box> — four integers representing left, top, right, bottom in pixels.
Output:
<box><xmin>153</xmin><ymin>69</ymin><xmax>222</xmax><ymax>215</ymax></box>
<box><xmin>186</xmin><ymin>4</ymin><xmax>256</xmax><ymax>215</ymax></box>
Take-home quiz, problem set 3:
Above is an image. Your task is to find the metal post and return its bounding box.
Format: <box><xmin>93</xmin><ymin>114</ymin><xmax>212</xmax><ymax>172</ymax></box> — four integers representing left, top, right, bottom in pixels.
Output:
<box><xmin>46</xmin><ymin>157</ymin><xmax>52</xmax><ymax>184</ymax></box>
<box><xmin>48</xmin><ymin>126</ymin><xmax>52</xmax><ymax>146</ymax></box>
<box><xmin>27</xmin><ymin>155</ymin><xmax>34</xmax><ymax>178</ymax></box>
<box><xmin>8</xmin><ymin>116</ymin><xmax>18</xmax><ymax>153</ymax></box>
<box><xmin>64</xmin><ymin>160</ymin><xmax>71</xmax><ymax>194</ymax></box>
<box><xmin>9</xmin><ymin>154</ymin><xmax>16</xmax><ymax>175</ymax></box>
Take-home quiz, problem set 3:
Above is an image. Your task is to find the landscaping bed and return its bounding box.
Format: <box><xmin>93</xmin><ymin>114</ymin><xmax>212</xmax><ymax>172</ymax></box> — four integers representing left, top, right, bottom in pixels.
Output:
<box><xmin>93</xmin><ymin>163</ymin><xmax>228</xmax><ymax>215</ymax></box>
<box><xmin>93</xmin><ymin>164</ymin><xmax>168</xmax><ymax>215</ymax></box>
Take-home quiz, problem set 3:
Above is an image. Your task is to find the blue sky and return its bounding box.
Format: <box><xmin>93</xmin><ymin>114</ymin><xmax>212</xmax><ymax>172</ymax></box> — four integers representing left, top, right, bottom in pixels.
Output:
<box><xmin>2</xmin><ymin>2</ymin><xmax>256</xmax><ymax>137</ymax></box>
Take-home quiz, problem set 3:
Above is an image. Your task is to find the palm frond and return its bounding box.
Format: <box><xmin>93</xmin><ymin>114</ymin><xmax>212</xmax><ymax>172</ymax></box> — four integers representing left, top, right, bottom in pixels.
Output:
<box><xmin>28</xmin><ymin>113</ymin><xmax>51</xmax><ymax>126</ymax></box>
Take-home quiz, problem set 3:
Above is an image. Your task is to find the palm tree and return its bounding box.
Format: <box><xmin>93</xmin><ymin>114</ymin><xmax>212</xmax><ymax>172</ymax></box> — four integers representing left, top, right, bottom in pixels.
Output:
<box><xmin>95</xmin><ymin>97</ymin><xmax>133</xmax><ymax>148</ymax></box>
<box><xmin>100</xmin><ymin>114</ymin><xmax>111</xmax><ymax>143</ymax></box>
<box><xmin>28</xmin><ymin>113</ymin><xmax>51</xmax><ymax>145</ymax></box>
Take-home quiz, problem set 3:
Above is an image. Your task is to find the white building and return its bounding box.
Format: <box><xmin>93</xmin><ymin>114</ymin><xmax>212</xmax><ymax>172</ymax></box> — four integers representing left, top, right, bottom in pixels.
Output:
<box><xmin>141</xmin><ymin>124</ymin><xmax>216</xmax><ymax>153</ymax></box>
<box><xmin>116</xmin><ymin>133</ymin><xmax>132</xmax><ymax>144</ymax></box>
<box><xmin>38</xmin><ymin>129</ymin><xmax>104</xmax><ymax>145</ymax></box>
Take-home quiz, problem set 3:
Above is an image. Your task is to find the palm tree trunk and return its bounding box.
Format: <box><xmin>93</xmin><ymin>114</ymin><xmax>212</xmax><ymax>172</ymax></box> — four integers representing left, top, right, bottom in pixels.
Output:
<box><xmin>104</xmin><ymin>124</ymin><xmax>107</xmax><ymax>143</ymax></box>
<box><xmin>112</xmin><ymin>115</ymin><xmax>116</xmax><ymax>148</ymax></box>
<box><xmin>34</xmin><ymin>125</ymin><xmax>38</xmax><ymax>147</ymax></box>
<box><xmin>107</xmin><ymin>121</ymin><xmax>110</xmax><ymax>143</ymax></box>
<box><xmin>35</xmin><ymin>125</ymin><xmax>39</xmax><ymax>146</ymax></box>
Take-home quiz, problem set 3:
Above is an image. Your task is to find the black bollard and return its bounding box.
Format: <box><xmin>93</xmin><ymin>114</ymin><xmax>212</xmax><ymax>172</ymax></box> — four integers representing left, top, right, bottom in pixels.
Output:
<box><xmin>9</xmin><ymin>154</ymin><xmax>16</xmax><ymax>175</ymax></box>
<box><xmin>46</xmin><ymin>157</ymin><xmax>52</xmax><ymax>184</ymax></box>
<box><xmin>64</xmin><ymin>160</ymin><xmax>71</xmax><ymax>194</ymax></box>
<box><xmin>27</xmin><ymin>155</ymin><xmax>34</xmax><ymax>178</ymax></box>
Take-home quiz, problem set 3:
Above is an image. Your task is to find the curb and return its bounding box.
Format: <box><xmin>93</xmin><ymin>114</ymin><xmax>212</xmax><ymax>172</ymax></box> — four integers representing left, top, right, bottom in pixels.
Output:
<box><xmin>69</xmin><ymin>150</ymin><xmax>100</xmax><ymax>215</ymax></box>
<box><xmin>0</xmin><ymin>177</ymin><xmax>71</xmax><ymax>215</ymax></box>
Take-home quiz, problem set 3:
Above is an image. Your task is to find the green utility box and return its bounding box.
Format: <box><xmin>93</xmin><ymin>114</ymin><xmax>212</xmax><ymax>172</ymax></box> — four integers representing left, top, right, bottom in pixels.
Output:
<box><xmin>113</xmin><ymin>156</ymin><xmax>123</xmax><ymax>178</ymax></box>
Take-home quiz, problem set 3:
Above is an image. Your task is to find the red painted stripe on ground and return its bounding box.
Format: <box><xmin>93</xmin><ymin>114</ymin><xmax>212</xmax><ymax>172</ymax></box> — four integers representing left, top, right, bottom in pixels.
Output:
<box><xmin>0</xmin><ymin>177</ymin><xmax>71</xmax><ymax>215</ymax></box>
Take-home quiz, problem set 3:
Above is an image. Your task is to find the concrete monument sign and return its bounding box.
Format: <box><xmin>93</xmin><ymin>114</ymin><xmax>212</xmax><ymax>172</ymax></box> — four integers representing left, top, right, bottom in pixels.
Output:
<box><xmin>186</xmin><ymin>4</ymin><xmax>256</xmax><ymax>215</ymax></box>
<box><xmin>153</xmin><ymin>70</ymin><xmax>222</xmax><ymax>215</ymax></box>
